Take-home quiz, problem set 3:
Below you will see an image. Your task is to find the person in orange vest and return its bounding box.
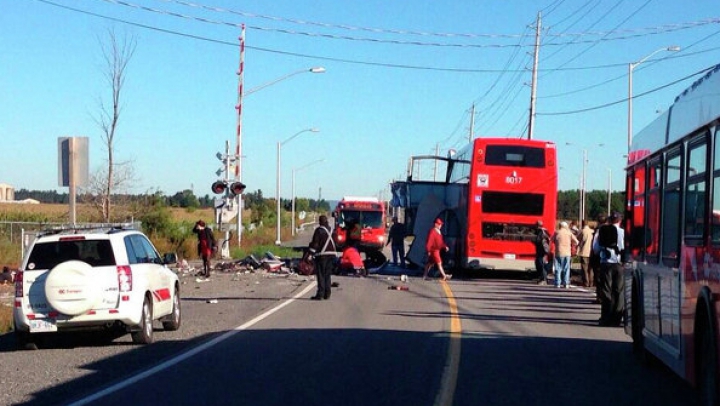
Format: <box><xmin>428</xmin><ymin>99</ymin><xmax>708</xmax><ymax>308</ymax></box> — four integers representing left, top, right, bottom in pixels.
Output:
<box><xmin>339</xmin><ymin>245</ymin><xmax>366</xmax><ymax>276</ymax></box>
<box><xmin>423</xmin><ymin>218</ymin><xmax>450</xmax><ymax>281</ymax></box>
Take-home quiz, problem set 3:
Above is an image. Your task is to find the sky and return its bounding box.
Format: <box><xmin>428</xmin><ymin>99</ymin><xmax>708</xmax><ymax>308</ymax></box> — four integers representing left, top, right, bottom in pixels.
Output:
<box><xmin>2</xmin><ymin>0</ymin><xmax>720</xmax><ymax>203</ymax></box>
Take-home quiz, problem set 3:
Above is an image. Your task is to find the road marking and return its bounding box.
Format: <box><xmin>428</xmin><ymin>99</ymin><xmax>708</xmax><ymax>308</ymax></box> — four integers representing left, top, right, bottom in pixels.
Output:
<box><xmin>68</xmin><ymin>282</ymin><xmax>317</xmax><ymax>406</ymax></box>
<box><xmin>435</xmin><ymin>280</ymin><xmax>461</xmax><ymax>406</ymax></box>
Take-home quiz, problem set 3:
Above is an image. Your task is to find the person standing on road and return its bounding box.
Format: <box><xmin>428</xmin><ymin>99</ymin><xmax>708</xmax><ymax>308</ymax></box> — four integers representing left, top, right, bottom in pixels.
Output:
<box><xmin>552</xmin><ymin>221</ymin><xmax>578</xmax><ymax>288</ymax></box>
<box><xmin>386</xmin><ymin>216</ymin><xmax>407</xmax><ymax>268</ymax></box>
<box><xmin>578</xmin><ymin>220</ymin><xmax>595</xmax><ymax>287</ymax></box>
<box><xmin>590</xmin><ymin>213</ymin><xmax>607</xmax><ymax>303</ymax></box>
<box><xmin>423</xmin><ymin>218</ymin><xmax>450</xmax><ymax>281</ymax></box>
<box><xmin>593</xmin><ymin>211</ymin><xmax>626</xmax><ymax>326</ymax></box>
<box><xmin>534</xmin><ymin>220</ymin><xmax>551</xmax><ymax>285</ymax></box>
<box><xmin>309</xmin><ymin>215</ymin><xmax>337</xmax><ymax>300</ymax></box>
<box><xmin>193</xmin><ymin>220</ymin><xmax>216</xmax><ymax>278</ymax></box>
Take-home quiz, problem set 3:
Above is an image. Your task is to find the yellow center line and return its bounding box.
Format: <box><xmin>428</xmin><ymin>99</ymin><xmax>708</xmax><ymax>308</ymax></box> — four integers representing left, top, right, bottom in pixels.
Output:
<box><xmin>435</xmin><ymin>280</ymin><xmax>462</xmax><ymax>406</ymax></box>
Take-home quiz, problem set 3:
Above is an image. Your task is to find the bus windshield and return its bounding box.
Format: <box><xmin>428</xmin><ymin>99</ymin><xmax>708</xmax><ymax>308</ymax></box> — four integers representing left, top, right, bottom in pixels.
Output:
<box><xmin>339</xmin><ymin>210</ymin><xmax>384</xmax><ymax>228</ymax></box>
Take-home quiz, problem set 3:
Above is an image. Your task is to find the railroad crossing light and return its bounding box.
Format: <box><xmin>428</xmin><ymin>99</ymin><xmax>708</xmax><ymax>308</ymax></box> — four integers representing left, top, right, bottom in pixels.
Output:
<box><xmin>229</xmin><ymin>182</ymin><xmax>246</xmax><ymax>196</ymax></box>
<box><xmin>211</xmin><ymin>180</ymin><xmax>227</xmax><ymax>194</ymax></box>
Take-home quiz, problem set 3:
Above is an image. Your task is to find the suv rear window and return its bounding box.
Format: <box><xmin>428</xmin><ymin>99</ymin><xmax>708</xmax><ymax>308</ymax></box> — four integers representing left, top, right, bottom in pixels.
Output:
<box><xmin>27</xmin><ymin>240</ymin><xmax>116</xmax><ymax>270</ymax></box>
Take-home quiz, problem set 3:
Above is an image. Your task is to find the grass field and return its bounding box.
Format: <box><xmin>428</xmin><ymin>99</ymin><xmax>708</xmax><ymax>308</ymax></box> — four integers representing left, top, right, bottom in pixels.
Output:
<box><xmin>0</xmin><ymin>202</ymin><xmax>304</xmax><ymax>334</ymax></box>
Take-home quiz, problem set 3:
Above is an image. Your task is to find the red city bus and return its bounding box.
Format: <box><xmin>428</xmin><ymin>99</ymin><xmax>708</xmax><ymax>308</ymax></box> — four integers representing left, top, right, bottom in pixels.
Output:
<box><xmin>391</xmin><ymin>137</ymin><xmax>557</xmax><ymax>271</ymax></box>
<box><xmin>331</xmin><ymin>196</ymin><xmax>386</xmax><ymax>252</ymax></box>
<box><xmin>624</xmin><ymin>63</ymin><xmax>720</xmax><ymax>404</ymax></box>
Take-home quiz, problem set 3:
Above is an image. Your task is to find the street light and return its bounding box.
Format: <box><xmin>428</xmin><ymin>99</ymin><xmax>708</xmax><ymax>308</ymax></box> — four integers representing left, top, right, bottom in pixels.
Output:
<box><xmin>246</xmin><ymin>67</ymin><xmax>326</xmax><ymax>97</ymax></box>
<box><xmin>627</xmin><ymin>46</ymin><xmax>680</xmax><ymax>155</ymax></box>
<box><xmin>292</xmin><ymin>159</ymin><xmax>325</xmax><ymax>236</ymax></box>
<box><xmin>566</xmin><ymin>142</ymin><xmax>604</xmax><ymax>222</ymax></box>
<box><xmin>276</xmin><ymin>128</ymin><xmax>320</xmax><ymax>245</ymax></box>
<box><xmin>233</xmin><ymin>64</ymin><xmax>325</xmax><ymax>247</ymax></box>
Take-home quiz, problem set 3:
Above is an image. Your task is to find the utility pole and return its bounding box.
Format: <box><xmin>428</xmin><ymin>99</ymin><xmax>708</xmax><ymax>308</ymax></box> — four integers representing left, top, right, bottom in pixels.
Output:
<box><xmin>528</xmin><ymin>12</ymin><xmax>541</xmax><ymax>140</ymax></box>
<box><xmin>234</xmin><ymin>25</ymin><xmax>245</xmax><ymax>247</ymax></box>
<box><xmin>469</xmin><ymin>103</ymin><xmax>476</xmax><ymax>143</ymax></box>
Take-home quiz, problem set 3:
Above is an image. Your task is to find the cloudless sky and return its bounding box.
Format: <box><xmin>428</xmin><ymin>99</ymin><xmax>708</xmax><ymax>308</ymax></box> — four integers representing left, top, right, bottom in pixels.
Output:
<box><xmin>2</xmin><ymin>0</ymin><xmax>719</xmax><ymax>203</ymax></box>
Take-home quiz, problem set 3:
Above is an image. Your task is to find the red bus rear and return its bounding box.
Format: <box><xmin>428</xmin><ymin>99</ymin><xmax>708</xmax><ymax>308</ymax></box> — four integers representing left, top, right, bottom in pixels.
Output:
<box><xmin>466</xmin><ymin>138</ymin><xmax>557</xmax><ymax>270</ymax></box>
<box><xmin>390</xmin><ymin>137</ymin><xmax>557</xmax><ymax>271</ymax></box>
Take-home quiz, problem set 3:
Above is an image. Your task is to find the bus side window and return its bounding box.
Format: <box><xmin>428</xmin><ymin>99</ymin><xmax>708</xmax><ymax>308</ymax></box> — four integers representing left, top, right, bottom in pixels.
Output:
<box><xmin>683</xmin><ymin>139</ymin><xmax>707</xmax><ymax>247</ymax></box>
<box><xmin>661</xmin><ymin>152</ymin><xmax>681</xmax><ymax>268</ymax></box>
<box><xmin>645</xmin><ymin>159</ymin><xmax>662</xmax><ymax>264</ymax></box>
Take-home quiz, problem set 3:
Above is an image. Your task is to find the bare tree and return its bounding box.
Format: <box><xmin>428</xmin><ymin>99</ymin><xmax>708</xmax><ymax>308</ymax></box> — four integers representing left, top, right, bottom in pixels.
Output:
<box><xmin>91</xmin><ymin>28</ymin><xmax>137</xmax><ymax>222</ymax></box>
<box><xmin>83</xmin><ymin>163</ymin><xmax>137</xmax><ymax>222</ymax></box>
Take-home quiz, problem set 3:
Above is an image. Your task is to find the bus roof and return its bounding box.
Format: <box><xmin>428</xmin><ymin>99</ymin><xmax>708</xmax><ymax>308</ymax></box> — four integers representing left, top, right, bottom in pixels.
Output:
<box><xmin>631</xmin><ymin>63</ymin><xmax>720</xmax><ymax>162</ymax></box>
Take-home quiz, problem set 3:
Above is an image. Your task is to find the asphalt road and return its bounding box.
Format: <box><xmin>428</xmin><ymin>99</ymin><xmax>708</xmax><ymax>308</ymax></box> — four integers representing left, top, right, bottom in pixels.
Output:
<box><xmin>0</xmin><ymin>272</ymin><xmax>697</xmax><ymax>406</ymax></box>
<box><xmin>0</xmin><ymin>229</ymin><xmax>702</xmax><ymax>406</ymax></box>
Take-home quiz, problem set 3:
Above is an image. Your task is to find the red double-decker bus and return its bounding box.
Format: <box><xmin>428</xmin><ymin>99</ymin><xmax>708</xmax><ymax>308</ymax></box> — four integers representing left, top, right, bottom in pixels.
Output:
<box><xmin>391</xmin><ymin>137</ymin><xmax>557</xmax><ymax>271</ymax></box>
<box><xmin>624</xmin><ymin>63</ymin><xmax>720</xmax><ymax>404</ymax></box>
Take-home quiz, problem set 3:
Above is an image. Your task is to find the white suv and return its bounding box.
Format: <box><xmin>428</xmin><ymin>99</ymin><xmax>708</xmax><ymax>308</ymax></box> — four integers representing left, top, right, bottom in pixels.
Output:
<box><xmin>13</xmin><ymin>225</ymin><xmax>181</xmax><ymax>350</ymax></box>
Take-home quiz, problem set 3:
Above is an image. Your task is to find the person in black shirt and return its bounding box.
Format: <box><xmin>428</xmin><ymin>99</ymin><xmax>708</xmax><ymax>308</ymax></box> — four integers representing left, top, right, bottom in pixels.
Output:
<box><xmin>308</xmin><ymin>215</ymin><xmax>337</xmax><ymax>300</ymax></box>
<box><xmin>534</xmin><ymin>220</ymin><xmax>551</xmax><ymax>285</ymax></box>
<box><xmin>386</xmin><ymin>216</ymin><xmax>407</xmax><ymax>268</ymax></box>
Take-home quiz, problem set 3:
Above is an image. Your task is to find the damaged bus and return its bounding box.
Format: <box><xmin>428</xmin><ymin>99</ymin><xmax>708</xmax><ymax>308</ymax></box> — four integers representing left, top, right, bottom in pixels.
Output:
<box><xmin>391</xmin><ymin>137</ymin><xmax>557</xmax><ymax>272</ymax></box>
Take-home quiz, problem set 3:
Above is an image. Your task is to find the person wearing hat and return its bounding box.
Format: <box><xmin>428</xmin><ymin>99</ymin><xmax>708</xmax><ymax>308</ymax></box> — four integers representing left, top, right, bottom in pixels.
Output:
<box><xmin>552</xmin><ymin>221</ymin><xmax>578</xmax><ymax>288</ymax></box>
<box><xmin>386</xmin><ymin>216</ymin><xmax>407</xmax><ymax>268</ymax></box>
<box><xmin>193</xmin><ymin>220</ymin><xmax>217</xmax><ymax>278</ymax></box>
<box><xmin>308</xmin><ymin>215</ymin><xmax>337</xmax><ymax>300</ymax></box>
<box><xmin>423</xmin><ymin>218</ymin><xmax>450</xmax><ymax>281</ymax></box>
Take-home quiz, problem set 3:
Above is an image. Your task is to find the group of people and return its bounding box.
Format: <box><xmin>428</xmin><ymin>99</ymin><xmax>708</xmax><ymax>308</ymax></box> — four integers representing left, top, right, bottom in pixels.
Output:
<box><xmin>190</xmin><ymin>212</ymin><xmax>449</xmax><ymax>302</ymax></box>
<box><xmin>307</xmin><ymin>214</ymin><xmax>451</xmax><ymax>301</ymax></box>
<box><xmin>534</xmin><ymin>212</ymin><xmax>626</xmax><ymax>327</ymax></box>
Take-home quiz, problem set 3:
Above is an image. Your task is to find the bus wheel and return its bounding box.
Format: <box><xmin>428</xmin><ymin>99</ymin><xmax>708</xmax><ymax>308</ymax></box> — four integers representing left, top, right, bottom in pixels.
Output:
<box><xmin>365</xmin><ymin>250</ymin><xmax>386</xmax><ymax>269</ymax></box>
<box><xmin>697</xmin><ymin>312</ymin><xmax>719</xmax><ymax>406</ymax></box>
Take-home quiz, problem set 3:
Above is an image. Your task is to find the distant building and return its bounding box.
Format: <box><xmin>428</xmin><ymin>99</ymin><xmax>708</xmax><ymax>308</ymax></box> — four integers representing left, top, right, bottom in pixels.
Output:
<box><xmin>0</xmin><ymin>183</ymin><xmax>14</xmax><ymax>202</ymax></box>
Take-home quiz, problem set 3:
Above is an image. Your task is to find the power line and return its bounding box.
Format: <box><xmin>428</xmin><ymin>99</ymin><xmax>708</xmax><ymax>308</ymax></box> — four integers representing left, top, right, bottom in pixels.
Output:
<box><xmin>154</xmin><ymin>0</ymin><xmax>720</xmax><ymax>41</ymax></box>
<box><xmin>541</xmin><ymin>29</ymin><xmax>720</xmax><ymax>99</ymax></box>
<box><xmin>536</xmin><ymin>66</ymin><xmax>713</xmax><ymax>116</ymax></box>
<box><xmin>547</xmin><ymin>0</ymin><xmax>653</xmax><ymax>72</ymax></box>
<box><xmin>95</xmin><ymin>0</ymin><xmax>720</xmax><ymax>48</ymax></box>
<box><xmin>34</xmin><ymin>0</ymin><xmax>688</xmax><ymax>75</ymax></box>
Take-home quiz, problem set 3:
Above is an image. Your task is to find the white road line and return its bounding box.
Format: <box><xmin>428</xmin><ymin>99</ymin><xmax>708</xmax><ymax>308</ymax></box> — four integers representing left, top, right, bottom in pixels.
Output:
<box><xmin>68</xmin><ymin>282</ymin><xmax>317</xmax><ymax>406</ymax></box>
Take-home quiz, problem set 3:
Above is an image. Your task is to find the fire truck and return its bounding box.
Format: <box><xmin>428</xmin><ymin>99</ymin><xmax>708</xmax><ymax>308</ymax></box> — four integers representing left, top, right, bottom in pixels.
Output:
<box><xmin>331</xmin><ymin>196</ymin><xmax>387</xmax><ymax>254</ymax></box>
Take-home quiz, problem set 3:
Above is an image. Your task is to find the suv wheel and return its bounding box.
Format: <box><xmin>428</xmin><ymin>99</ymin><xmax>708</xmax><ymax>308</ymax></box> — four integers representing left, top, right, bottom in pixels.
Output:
<box><xmin>14</xmin><ymin>330</ymin><xmax>39</xmax><ymax>351</ymax></box>
<box><xmin>131</xmin><ymin>297</ymin><xmax>154</xmax><ymax>344</ymax></box>
<box><xmin>162</xmin><ymin>287</ymin><xmax>181</xmax><ymax>331</ymax></box>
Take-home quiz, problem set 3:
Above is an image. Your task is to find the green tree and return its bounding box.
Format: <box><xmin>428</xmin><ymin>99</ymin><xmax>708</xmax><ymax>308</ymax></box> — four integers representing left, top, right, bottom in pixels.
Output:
<box><xmin>168</xmin><ymin>189</ymin><xmax>200</xmax><ymax>208</ymax></box>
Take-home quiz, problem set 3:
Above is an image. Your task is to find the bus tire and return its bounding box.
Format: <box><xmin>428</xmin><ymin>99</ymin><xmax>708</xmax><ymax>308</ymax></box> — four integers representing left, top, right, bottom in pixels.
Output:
<box><xmin>696</xmin><ymin>299</ymin><xmax>719</xmax><ymax>406</ymax></box>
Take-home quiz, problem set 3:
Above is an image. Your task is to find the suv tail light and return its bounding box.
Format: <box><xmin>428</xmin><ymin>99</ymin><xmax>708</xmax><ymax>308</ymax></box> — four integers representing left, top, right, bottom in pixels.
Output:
<box><xmin>14</xmin><ymin>270</ymin><xmax>23</xmax><ymax>298</ymax></box>
<box><xmin>117</xmin><ymin>265</ymin><xmax>133</xmax><ymax>292</ymax></box>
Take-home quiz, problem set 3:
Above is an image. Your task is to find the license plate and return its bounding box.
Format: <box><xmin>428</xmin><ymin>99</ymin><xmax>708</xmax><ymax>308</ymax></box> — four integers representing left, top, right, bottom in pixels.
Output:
<box><xmin>29</xmin><ymin>319</ymin><xmax>57</xmax><ymax>333</ymax></box>
<box><xmin>503</xmin><ymin>253</ymin><xmax>516</xmax><ymax>260</ymax></box>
